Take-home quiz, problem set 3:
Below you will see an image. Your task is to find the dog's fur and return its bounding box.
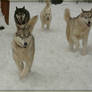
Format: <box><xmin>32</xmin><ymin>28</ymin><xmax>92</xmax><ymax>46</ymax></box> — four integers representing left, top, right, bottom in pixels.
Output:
<box><xmin>40</xmin><ymin>0</ymin><xmax>52</xmax><ymax>30</ymax></box>
<box><xmin>64</xmin><ymin>8</ymin><xmax>92</xmax><ymax>55</ymax></box>
<box><xmin>12</xmin><ymin>16</ymin><xmax>38</xmax><ymax>78</ymax></box>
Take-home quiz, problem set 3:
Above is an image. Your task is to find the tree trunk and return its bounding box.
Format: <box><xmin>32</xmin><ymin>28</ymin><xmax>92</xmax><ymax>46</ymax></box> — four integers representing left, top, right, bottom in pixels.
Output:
<box><xmin>1</xmin><ymin>0</ymin><xmax>10</xmax><ymax>25</ymax></box>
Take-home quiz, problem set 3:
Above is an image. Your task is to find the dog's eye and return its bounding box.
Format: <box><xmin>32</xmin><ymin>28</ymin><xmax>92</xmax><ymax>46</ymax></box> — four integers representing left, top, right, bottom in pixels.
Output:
<box><xmin>16</xmin><ymin>32</ymin><xmax>20</xmax><ymax>36</ymax></box>
<box><xmin>25</xmin><ymin>33</ymin><xmax>30</xmax><ymax>37</ymax></box>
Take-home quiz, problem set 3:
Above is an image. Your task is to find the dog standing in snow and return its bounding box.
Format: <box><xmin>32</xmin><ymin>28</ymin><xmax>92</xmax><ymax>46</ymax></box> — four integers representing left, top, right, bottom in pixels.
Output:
<box><xmin>64</xmin><ymin>8</ymin><xmax>92</xmax><ymax>55</ymax></box>
<box><xmin>12</xmin><ymin>16</ymin><xmax>38</xmax><ymax>78</ymax></box>
<box><xmin>40</xmin><ymin>0</ymin><xmax>52</xmax><ymax>30</ymax></box>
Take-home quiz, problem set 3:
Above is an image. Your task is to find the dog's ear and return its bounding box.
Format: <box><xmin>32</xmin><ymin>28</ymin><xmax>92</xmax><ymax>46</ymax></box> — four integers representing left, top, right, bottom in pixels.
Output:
<box><xmin>16</xmin><ymin>6</ymin><xmax>18</xmax><ymax>10</ymax></box>
<box><xmin>81</xmin><ymin>8</ymin><xmax>85</xmax><ymax>12</ymax></box>
<box><xmin>23</xmin><ymin>6</ymin><xmax>25</xmax><ymax>9</ymax></box>
<box><xmin>27</xmin><ymin>15</ymin><xmax>38</xmax><ymax>33</ymax></box>
<box><xmin>90</xmin><ymin>8</ymin><xmax>92</xmax><ymax>12</ymax></box>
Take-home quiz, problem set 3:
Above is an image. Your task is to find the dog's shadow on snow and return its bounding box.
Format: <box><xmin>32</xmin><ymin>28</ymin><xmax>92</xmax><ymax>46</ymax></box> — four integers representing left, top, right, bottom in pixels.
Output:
<box><xmin>39</xmin><ymin>28</ymin><xmax>57</xmax><ymax>33</ymax></box>
<box><xmin>87</xmin><ymin>45</ymin><xmax>92</xmax><ymax>55</ymax></box>
<box><xmin>21</xmin><ymin>71</ymin><xmax>45</xmax><ymax>82</ymax></box>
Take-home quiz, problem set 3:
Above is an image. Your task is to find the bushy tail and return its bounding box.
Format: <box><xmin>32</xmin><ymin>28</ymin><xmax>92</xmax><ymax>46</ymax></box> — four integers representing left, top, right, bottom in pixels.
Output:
<box><xmin>27</xmin><ymin>15</ymin><xmax>38</xmax><ymax>33</ymax></box>
<box><xmin>64</xmin><ymin>8</ymin><xmax>70</xmax><ymax>22</ymax></box>
<box><xmin>45</xmin><ymin>0</ymin><xmax>50</xmax><ymax>7</ymax></box>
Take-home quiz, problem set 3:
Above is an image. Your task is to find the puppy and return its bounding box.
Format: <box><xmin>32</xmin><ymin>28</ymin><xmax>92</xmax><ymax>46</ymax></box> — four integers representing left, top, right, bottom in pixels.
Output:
<box><xmin>64</xmin><ymin>8</ymin><xmax>92</xmax><ymax>55</ymax></box>
<box><xmin>12</xmin><ymin>16</ymin><xmax>38</xmax><ymax>78</ymax></box>
<box><xmin>40</xmin><ymin>0</ymin><xmax>52</xmax><ymax>30</ymax></box>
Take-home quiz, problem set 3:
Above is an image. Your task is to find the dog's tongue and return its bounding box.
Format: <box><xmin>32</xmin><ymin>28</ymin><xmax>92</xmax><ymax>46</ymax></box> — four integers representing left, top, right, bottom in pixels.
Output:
<box><xmin>87</xmin><ymin>23</ymin><xmax>90</xmax><ymax>27</ymax></box>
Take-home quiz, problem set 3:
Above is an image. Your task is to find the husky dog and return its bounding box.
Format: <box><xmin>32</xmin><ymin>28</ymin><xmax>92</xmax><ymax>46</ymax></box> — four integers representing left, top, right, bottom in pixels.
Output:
<box><xmin>12</xmin><ymin>16</ymin><xmax>38</xmax><ymax>78</ymax></box>
<box><xmin>64</xmin><ymin>8</ymin><xmax>92</xmax><ymax>55</ymax></box>
<box><xmin>14</xmin><ymin>6</ymin><xmax>30</xmax><ymax>30</ymax></box>
<box><xmin>40</xmin><ymin>0</ymin><xmax>52</xmax><ymax>30</ymax></box>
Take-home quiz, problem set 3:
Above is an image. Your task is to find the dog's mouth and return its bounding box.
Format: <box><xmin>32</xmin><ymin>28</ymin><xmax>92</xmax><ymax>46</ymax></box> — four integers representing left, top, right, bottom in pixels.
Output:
<box><xmin>24</xmin><ymin>46</ymin><xmax>27</xmax><ymax>48</ymax></box>
<box><xmin>87</xmin><ymin>21</ymin><xmax>91</xmax><ymax>27</ymax></box>
<box><xmin>47</xmin><ymin>17</ymin><xmax>50</xmax><ymax>21</ymax></box>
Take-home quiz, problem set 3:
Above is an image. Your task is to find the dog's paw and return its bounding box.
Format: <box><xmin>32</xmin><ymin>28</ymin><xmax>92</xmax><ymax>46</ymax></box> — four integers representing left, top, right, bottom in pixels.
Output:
<box><xmin>20</xmin><ymin>72</ymin><xmax>25</xmax><ymax>79</ymax></box>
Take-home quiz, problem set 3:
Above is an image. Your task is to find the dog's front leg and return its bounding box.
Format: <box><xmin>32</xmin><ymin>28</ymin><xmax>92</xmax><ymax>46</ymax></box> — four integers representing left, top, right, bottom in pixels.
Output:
<box><xmin>82</xmin><ymin>37</ymin><xmax>88</xmax><ymax>56</ymax></box>
<box><xmin>20</xmin><ymin>63</ymin><xmax>30</xmax><ymax>78</ymax></box>
<box><xmin>13</xmin><ymin>55</ymin><xmax>24</xmax><ymax>73</ymax></box>
<box><xmin>47</xmin><ymin>23</ymin><xmax>50</xmax><ymax>30</ymax></box>
<box><xmin>41</xmin><ymin>22</ymin><xmax>44</xmax><ymax>29</ymax></box>
<box><xmin>73</xmin><ymin>37</ymin><xmax>79</xmax><ymax>52</ymax></box>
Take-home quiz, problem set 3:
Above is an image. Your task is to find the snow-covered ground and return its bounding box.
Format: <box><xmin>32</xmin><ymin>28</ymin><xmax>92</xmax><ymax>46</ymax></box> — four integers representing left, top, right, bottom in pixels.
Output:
<box><xmin>0</xmin><ymin>1</ymin><xmax>92</xmax><ymax>90</ymax></box>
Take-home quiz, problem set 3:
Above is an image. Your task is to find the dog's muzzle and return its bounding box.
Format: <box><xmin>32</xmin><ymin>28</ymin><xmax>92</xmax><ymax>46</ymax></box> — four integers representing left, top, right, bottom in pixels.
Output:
<box><xmin>87</xmin><ymin>21</ymin><xmax>91</xmax><ymax>27</ymax></box>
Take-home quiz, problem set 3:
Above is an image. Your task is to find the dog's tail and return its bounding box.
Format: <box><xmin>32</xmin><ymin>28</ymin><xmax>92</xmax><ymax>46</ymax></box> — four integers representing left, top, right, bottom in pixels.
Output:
<box><xmin>46</xmin><ymin>0</ymin><xmax>50</xmax><ymax>7</ymax></box>
<box><xmin>64</xmin><ymin>8</ymin><xmax>71</xmax><ymax>22</ymax></box>
<box><xmin>27</xmin><ymin>15</ymin><xmax>38</xmax><ymax>33</ymax></box>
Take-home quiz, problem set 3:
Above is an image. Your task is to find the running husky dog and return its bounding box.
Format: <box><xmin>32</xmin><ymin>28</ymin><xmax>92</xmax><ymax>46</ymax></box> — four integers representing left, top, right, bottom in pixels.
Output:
<box><xmin>14</xmin><ymin>6</ymin><xmax>30</xmax><ymax>30</ymax></box>
<box><xmin>12</xmin><ymin>16</ymin><xmax>38</xmax><ymax>78</ymax></box>
<box><xmin>40</xmin><ymin>0</ymin><xmax>52</xmax><ymax>30</ymax></box>
<box><xmin>64</xmin><ymin>8</ymin><xmax>92</xmax><ymax>55</ymax></box>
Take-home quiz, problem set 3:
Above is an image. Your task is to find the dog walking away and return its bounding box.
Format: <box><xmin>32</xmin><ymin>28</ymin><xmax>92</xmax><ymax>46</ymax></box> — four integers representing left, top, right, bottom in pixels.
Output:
<box><xmin>64</xmin><ymin>8</ymin><xmax>92</xmax><ymax>55</ymax></box>
<box><xmin>14</xmin><ymin>6</ymin><xmax>30</xmax><ymax>30</ymax></box>
<box><xmin>12</xmin><ymin>16</ymin><xmax>38</xmax><ymax>78</ymax></box>
<box><xmin>40</xmin><ymin>0</ymin><xmax>52</xmax><ymax>30</ymax></box>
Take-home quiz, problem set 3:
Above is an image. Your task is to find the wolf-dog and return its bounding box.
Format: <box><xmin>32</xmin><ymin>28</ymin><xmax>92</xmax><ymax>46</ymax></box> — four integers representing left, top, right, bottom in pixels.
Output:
<box><xmin>40</xmin><ymin>0</ymin><xmax>52</xmax><ymax>30</ymax></box>
<box><xmin>14</xmin><ymin>6</ymin><xmax>30</xmax><ymax>31</ymax></box>
<box><xmin>64</xmin><ymin>8</ymin><xmax>92</xmax><ymax>55</ymax></box>
<box><xmin>12</xmin><ymin>16</ymin><xmax>38</xmax><ymax>78</ymax></box>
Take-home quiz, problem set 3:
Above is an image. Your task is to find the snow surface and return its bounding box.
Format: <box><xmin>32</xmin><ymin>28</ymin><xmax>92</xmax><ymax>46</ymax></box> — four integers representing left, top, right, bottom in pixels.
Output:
<box><xmin>0</xmin><ymin>1</ymin><xmax>92</xmax><ymax>90</ymax></box>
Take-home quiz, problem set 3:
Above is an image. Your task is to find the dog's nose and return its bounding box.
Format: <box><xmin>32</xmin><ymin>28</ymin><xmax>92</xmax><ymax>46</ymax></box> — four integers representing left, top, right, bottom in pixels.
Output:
<box><xmin>88</xmin><ymin>21</ymin><xmax>91</xmax><ymax>24</ymax></box>
<box><xmin>24</xmin><ymin>42</ymin><xmax>27</xmax><ymax>46</ymax></box>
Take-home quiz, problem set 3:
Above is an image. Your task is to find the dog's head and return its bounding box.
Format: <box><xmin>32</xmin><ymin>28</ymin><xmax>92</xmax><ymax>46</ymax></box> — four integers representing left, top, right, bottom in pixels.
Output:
<box><xmin>44</xmin><ymin>8</ymin><xmax>51</xmax><ymax>21</ymax></box>
<box><xmin>14</xmin><ymin>16</ymin><xmax>38</xmax><ymax>48</ymax></box>
<box><xmin>80</xmin><ymin>8</ymin><xmax>92</xmax><ymax>27</ymax></box>
<box><xmin>14</xmin><ymin>6</ymin><xmax>30</xmax><ymax>25</ymax></box>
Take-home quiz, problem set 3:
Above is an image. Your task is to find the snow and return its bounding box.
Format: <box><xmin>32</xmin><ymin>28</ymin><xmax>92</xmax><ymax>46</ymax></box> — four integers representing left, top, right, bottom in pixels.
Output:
<box><xmin>0</xmin><ymin>1</ymin><xmax>92</xmax><ymax>90</ymax></box>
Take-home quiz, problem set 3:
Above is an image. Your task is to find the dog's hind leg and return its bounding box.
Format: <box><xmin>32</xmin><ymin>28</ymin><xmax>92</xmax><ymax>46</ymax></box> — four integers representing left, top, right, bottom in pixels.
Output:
<box><xmin>69</xmin><ymin>41</ymin><xmax>74</xmax><ymax>51</ymax></box>
<box><xmin>73</xmin><ymin>37</ymin><xmax>79</xmax><ymax>52</ymax></box>
<box><xmin>81</xmin><ymin>37</ymin><xmax>88</xmax><ymax>55</ymax></box>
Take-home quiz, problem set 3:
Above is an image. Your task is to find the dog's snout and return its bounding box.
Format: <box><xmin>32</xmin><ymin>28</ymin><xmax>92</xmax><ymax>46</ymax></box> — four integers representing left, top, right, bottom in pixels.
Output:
<box><xmin>24</xmin><ymin>42</ymin><xmax>27</xmax><ymax>46</ymax></box>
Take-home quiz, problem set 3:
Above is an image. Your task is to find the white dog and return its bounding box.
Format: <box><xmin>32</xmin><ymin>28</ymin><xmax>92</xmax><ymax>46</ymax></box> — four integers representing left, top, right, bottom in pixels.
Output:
<box><xmin>40</xmin><ymin>0</ymin><xmax>52</xmax><ymax>30</ymax></box>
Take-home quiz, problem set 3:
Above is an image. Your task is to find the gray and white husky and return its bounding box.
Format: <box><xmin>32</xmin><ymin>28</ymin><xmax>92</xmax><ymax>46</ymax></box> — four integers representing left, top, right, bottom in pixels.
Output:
<box><xmin>14</xmin><ymin>6</ymin><xmax>30</xmax><ymax>30</ymax></box>
<box><xmin>12</xmin><ymin>16</ymin><xmax>38</xmax><ymax>78</ymax></box>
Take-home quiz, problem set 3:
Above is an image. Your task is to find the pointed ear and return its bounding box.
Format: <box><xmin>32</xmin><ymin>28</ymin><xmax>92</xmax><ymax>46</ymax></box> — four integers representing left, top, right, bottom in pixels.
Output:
<box><xmin>28</xmin><ymin>15</ymin><xmax>38</xmax><ymax>33</ymax></box>
<box><xmin>90</xmin><ymin>8</ymin><xmax>92</xmax><ymax>12</ymax></box>
<box><xmin>81</xmin><ymin>8</ymin><xmax>85</xmax><ymax>12</ymax></box>
<box><xmin>23</xmin><ymin>6</ymin><xmax>25</xmax><ymax>9</ymax></box>
<box><xmin>16</xmin><ymin>6</ymin><xmax>18</xmax><ymax>10</ymax></box>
